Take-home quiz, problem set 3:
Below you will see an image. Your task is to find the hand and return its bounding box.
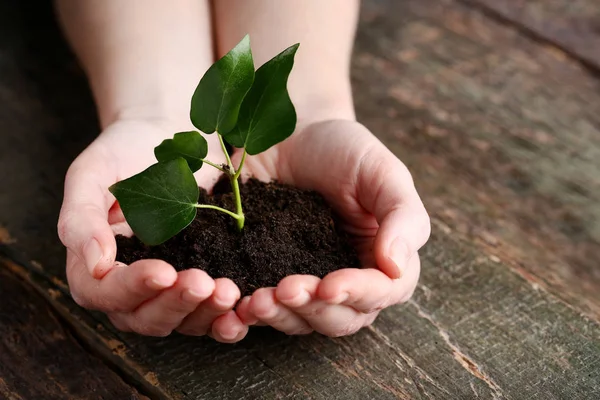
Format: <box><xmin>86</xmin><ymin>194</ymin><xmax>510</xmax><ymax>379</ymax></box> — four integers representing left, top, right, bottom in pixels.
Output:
<box><xmin>235</xmin><ymin>119</ymin><xmax>430</xmax><ymax>337</ymax></box>
<box><xmin>57</xmin><ymin>118</ymin><xmax>248</xmax><ymax>343</ymax></box>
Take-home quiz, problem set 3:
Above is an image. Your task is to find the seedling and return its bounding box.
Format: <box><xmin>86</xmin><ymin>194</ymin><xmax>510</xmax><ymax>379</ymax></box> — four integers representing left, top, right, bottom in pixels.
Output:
<box><xmin>109</xmin><ymin>36</ymin><xmax>299</xmax><ymax>245</ymax></box>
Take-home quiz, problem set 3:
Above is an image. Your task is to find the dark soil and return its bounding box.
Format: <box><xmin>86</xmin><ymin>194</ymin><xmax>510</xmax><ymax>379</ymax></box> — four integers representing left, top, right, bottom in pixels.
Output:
<box><xmin>116</xmin><ymin>178</ymin><xmax>361</xmax><ymax>296</ymax></box>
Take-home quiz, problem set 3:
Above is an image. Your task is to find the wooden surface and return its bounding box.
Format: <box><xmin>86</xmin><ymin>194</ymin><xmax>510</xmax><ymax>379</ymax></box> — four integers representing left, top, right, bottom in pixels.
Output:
<box><xmin>462</xmin><ymin>0</ymin><xmax>600</xmax><ymax>73</ymax></box>
<box><xmin>0</xmin><ymin>261</ymin><xmax>144</xmax><ymax>400</ymax></box>
<box><xmin>355</xmin><ymin>0</ymin><xmax>600</xmax><ymax>318</ymax></box>
<box><xmin>0</xmin><ymin>0</ymin><xmax>599</xmax><ymax>399</ymax></box>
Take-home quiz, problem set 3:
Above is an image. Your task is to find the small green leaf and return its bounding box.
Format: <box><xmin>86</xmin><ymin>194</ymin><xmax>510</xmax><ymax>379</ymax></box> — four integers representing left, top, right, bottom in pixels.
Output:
<box><xmin>154</xmin><ymin>131</ymin><xmax>208</xmax><ymax>172</ymax></box>
<box><xmin>109</xmin><ymin>159</ymin><xmax>198</xmax><ymax>245</ymax></box>
<box><xmin>191</xmin><ymin>35</ymin><xmax>255</xmax><ymax>134</ymax></box>
<box><xmin>223</xmin><ymin>43</ymin><xmax>299</xmax><ymax>155</ymax></box>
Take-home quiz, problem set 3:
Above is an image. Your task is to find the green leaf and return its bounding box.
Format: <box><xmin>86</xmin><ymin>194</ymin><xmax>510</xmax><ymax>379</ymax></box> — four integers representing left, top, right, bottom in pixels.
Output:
<box><xmin>190</xmin><ymin>35</ymin><xmax>255</xmax><ymax>134</ymax></box>
<box><xmin>223</xmin><ymin>43</ymin><xmax>299</xmax><ymax>155</ymax></box>
<box><xmin>154</xmin><ymin>131</ymin><xmax>208</xmax><ymax>172</ymax></box>
<box><xmin>109</xmin><ymin>159</ymin><xmax>198</xmax><ymax>245</ymax></box>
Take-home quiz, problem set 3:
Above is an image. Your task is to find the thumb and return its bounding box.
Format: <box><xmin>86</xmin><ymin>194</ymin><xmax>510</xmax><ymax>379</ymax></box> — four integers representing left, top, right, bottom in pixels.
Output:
<box><xmin>357</xmin><ymin>152</ymin><xmax>430</xmax><ymax>279</ymax></box>
<box><xmin>58</xmin><ymin>160</ymin><xmax>117</xmax><ymax>279</ymax></box>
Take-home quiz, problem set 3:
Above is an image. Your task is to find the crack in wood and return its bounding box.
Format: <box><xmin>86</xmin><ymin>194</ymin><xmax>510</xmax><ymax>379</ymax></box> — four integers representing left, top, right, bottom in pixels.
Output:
<box><xmin>250</xmin><ymin>353</ymin><xmax>312</xmax><ymax>398</ymax></box>
<box><xmin>408</xmin><ymin>300</ymin><xmax>505</xmax><ymax>399</ymax></box>
<box><xmin>366</xmin><ymin>325</ymin><xmax>451</xmax><ymax>396</ymax></box>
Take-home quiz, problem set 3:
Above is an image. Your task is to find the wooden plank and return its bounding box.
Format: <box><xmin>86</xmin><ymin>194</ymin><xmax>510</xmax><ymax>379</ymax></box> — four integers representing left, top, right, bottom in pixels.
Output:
<box><xmin>4</xmin><ymin>225</ymin><xmax>600</xmax><ymax>399</ymax></box>
<box><xmin>0</xmin><ymin>0</ymin><xmax>599</xmax><ymax>399</ymax></box>
<box><xmin>355</xmin><ymin>0</ymin><xmax>600</xmax><ymax>318</ymax></box>
<box><xmin>0</xmin><ymin>262</ymin><xmax>144</xmax><ymax>400</ymax></box>
<box><xmin>2</xmin><ymin>257</ymin><xmax>425</xmax><ymax>400</ymax></box>
<box><xmin>461</xmin><ymin>0</ymin><xmax>600</xmax><ymax>73</ymax></box>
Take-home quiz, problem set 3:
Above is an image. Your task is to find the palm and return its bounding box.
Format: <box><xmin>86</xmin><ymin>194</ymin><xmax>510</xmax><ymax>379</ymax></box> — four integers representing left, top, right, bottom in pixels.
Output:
<box><xmin>233</xmin><ymin>119</ymin><xmax>429</xmax><ymax>337</ymax></box>
<box><xmin>90</xmin><ymin>120</ymin><xmax>227</xmax><ymax>234</ymax></box>
<box><xmin>67</xmin><ymin>118</ymin><xmax>428</xmax><ymax>339</ymax></box>
<box><xmin>60</xmin><ymin>119</ymin><xmax>250</xmax><ymax>343</ymax></box>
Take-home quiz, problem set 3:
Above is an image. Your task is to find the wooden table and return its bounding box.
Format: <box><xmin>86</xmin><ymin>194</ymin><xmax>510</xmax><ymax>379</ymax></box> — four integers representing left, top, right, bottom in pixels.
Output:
<box><xmin>1</xmin><ymin>1</ymin><xmax>599</xmax><ymax>398</ymax></box>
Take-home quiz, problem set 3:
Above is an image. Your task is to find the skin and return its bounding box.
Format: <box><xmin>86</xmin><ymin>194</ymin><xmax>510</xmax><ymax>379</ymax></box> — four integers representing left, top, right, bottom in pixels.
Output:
<box><xmin>55</xmin><ymin>0</ymin><xmax>430</xmax><ymax>342</ymax></box>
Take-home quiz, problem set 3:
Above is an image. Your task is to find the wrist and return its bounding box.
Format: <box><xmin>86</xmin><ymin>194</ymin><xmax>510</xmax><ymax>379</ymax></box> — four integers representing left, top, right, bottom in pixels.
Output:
<box><xmin>292</xmin><ymin>82</ymin><xmax>355</xmax><ymax>125</ymax></box>
<box><xmin>91</xmin><ymin>60</ymin><xmax>212</xmax><ymax>130</ymax></box>
<box><xmin>105</xmin><ymin>103</ymin><xmax>195</xmax><ymax>133</ymax></box>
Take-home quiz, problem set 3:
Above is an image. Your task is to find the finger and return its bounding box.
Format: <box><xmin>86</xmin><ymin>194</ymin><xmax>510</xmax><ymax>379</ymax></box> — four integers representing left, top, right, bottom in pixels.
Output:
<box><xmin>107</xmin><ymin>313</ymin><xmax>132</xmax><ymax>332</ymax></box>
<box><xmin>318</xmin><ymin>268</ymin><xmax>393</xmax><ymax>312</ymax></box>
<box><xmin>67</xmin><ymin>254</ymin><xmax>177</xmax><ymax>313</ymax></box>
<box><xmin>107</xmin><ymin>202</ymin><xmax>126</xmax><ymax>225</ymax></box>
<box><xmin>397</xmin><ymin>254</ymin><xmax>421</xmax><ymax>303</ymax></box>
<box><xmin>236</xmin><ymin>296</ymin><xmax>258</xmax><ymax>325</ymax></box>
<box><xmin>210</xmin><ymin>310</ymin><xmax>249</xmax><ymax>343</ymax></box>
<box><xmin>177</xmin><ymin>278</ymin><xmax>240</xmax><ymax>336</ymax></box>
<box><xmin>115</xmin><ymin>269</ymin><xmax>215</xmax><ymax>336</ymax></box>
<box><xmin>357</xmin><ymin>151</ymin><xmax>430</xmax><ymax>278</ymax></box>
<box><xmin>249</xmin><ymin>288</ymin><xmax>313</xmax><ymax>335</ymax></box>
<box><xmin>275</xmin><ymin>275</ymin><xmax>367</xmax><ymax>337</ymax></box>
<box><xmin>318</xmin><ymin>261</ymin><xmax>420</xmax><ymax>313</ymax></box>
<box><xmin>58</xmin><ymin>157</ymin><xmax>118</xmax><ymax>279</ymax></box>
<box><xmin>290</xmin><ymin>300</ymin><xmax>369</xmax><ymax>337</ymax></box>
<box><xmin>275</xmin><ymin>275</ymin><xmax>321</xmax><ymax>308</ymax></box>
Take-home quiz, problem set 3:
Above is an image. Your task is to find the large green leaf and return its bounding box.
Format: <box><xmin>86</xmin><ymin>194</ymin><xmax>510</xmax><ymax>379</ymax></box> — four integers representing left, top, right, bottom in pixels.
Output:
<box><xmin>190</xmin><ymin>35</ymin><xmax>255</xmax><ymax>134</ymax></box>
<box><xmin>223</xmin><ymin>43</ymin><xmax>299</xmax><ymax>155</ymax></box>
<box><xmin>154</xmin><ymin>131</ymin><xmax>208</xmax><ymax>172</ymax></box>
<box><xmin>109</xmin><ymin>158</ymin><xmax>198</xmax><ymax>245</ymax></box>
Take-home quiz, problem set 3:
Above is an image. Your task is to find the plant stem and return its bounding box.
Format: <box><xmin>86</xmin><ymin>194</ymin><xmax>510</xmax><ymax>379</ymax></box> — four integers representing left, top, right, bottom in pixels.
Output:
<box><xmin>194</xmin><ymin>204</ymin><xmax>243</xmax><ymax>221</ymax></box>
<box><xmin>230</xmin><ymin>175</ymin><xmax>245</xmax><ymax>230</ymax></box>
<box><xmin>233</xmin><ymin>150</ymin><xmax>247</xmax><ymax>180</ymax></box>
<box><xmin>202</xmin><ymin>159</ymin><xmax>228</xmax><ymax>173</ymax></box>
<box><xmin>217</xmin><ymin>134</ymin><xmax>233</xmax><ymax>169</ymax></box>
<box><xmin>216</xmin><ymin>133</ymin><xmax>246</xmax><ymax>230</ymax></box>
<box><xmin>230</xmin><ymin>149</ymin><xmax>247</xmax><ymax>230</ymax></box>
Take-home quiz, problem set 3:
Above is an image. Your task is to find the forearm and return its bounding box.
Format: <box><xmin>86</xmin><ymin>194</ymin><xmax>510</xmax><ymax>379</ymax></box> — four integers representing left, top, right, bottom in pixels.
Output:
<box><xmin>213</xmin><ymin>0</ymin><xmax>359</xmax><ymax>123</ymax></box>
<box><xmin>55</xmin><ymin>0</ymin><xmax>213</xmax><ymax>129</ymax></box>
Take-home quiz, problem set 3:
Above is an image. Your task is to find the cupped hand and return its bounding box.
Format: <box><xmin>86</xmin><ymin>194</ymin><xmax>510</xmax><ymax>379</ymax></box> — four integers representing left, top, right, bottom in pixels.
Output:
<box><xmin>58</xmin><ymin>118</ymin><xmax>248</xmax><ymax>342</ymax></box>
<box><xmin>235</xmin><ymin>119</ymin><xmax>430</xmax><ymax>337</ymax></box>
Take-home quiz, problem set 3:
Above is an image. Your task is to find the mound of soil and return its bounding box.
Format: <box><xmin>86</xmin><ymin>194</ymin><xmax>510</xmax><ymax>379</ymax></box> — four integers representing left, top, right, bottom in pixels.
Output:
<box><xmin>116</xmin><ymin>178</ymin><xmax>361</xmax><ymax>296</ymax></box>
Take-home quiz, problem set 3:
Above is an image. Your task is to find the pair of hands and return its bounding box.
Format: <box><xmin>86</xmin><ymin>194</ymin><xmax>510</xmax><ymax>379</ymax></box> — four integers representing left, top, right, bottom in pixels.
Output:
<box><xmin>58</xmin><ymin>117</ymin><xmax>430</xmax><ymax>342</ymax></box>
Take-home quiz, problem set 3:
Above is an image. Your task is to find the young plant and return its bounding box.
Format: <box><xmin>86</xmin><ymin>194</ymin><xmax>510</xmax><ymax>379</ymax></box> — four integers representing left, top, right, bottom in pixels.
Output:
<box><xmin>109</xmin><ymin>36</ymin><xmax>299</xmax><ymax>245</ymax></box>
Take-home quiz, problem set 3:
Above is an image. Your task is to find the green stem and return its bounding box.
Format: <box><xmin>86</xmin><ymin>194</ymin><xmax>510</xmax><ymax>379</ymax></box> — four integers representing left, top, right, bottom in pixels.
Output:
<box><xmin>194</xmin><ymin>204</ymin><xmax>243</xmax><ymax>221</ymax></box>
<box><xmin>201</xmin><ymin>159</ymin><xmax>228</xmax><ymax>173</ymax></box>
<box><xmin>217</xmin><ymin>134</ymin><xmax>233</xmax><ymax>169</ymax></box>
<box><xmin>215</xmin><ymin>133</ymin><xmax>245</xmax><ymax>230</ymax></box>
<box><xmin>233</xmin><ymin>150</ymin><xmax>247</xmax><ymax>181</ymax></box>
<box><xmin>230</xmin><ymin>175</ymin><xmax>245</xmax><ymax>230</ymax></box>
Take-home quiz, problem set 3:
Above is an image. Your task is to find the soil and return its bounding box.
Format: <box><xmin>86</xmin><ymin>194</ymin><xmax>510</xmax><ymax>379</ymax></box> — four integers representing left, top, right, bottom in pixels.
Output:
<box><xmin>115</xmin><ymin>178</ymin><xmax>361</xmax><ymax>297</ymax></box>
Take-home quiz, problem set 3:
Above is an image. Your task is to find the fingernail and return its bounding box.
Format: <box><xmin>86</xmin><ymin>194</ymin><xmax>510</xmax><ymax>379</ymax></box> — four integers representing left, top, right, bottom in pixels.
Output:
<box><xmin>330</xmin><ymin>291</ymin><xmax>349</xmax><ymax>305</ymax></box>
<box><xmin>388</xmin><ymin>237</ymin><xmax>409</xmax><ymax>278</ymax></box>
<box><xmin>221</xmin><ymin>327</ymin><xmax>241</xmax><ymax>341</ymax></box>
<box><xmin>83</xmin><ymin>239</ymin><xmax>103</xmax><ymax>275</ymax></box>
<box><xmin>182</xmin><ymin>289</ymin><xmax>205</xmax><ymax>302</ymax></box>
<box><xmin>214</xmin><ymin>293</ymin><xmax>236</xmax><ymax>309</ymax></box>
<box><xmin>288</xmin><ymin>289</ymin><xmax>311</xmax><ymax>306</ymax></box>
<box><xmin>145</xmin><ymin>277</ymin><xmax>173</xmax><ymax>290</ymax></box>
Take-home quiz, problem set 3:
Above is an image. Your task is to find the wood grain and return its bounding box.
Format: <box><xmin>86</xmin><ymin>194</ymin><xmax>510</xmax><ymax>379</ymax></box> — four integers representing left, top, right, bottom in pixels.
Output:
<box><xmin>355</xmin><ymin>0</ymin><xmax>600</xmax><ymax>318</ymax></box>
<box><xmin>0</xmin><ymin>0</ymin><xmax>599</xmax><ymax>399</ymax></box>
<box><xmin>0</xmin><ymin>262</ymin><xmax>144</xmax><ymax>400</ymax></box>
<box><xmin>4</xmin><ymin>227</ymin><xmax>599</xmax><ymax>399</ymax></box>
<box><xmin>461</xmin><ymin>0</ymin><xmax>600</xmax><ymax>73</ymax></box>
